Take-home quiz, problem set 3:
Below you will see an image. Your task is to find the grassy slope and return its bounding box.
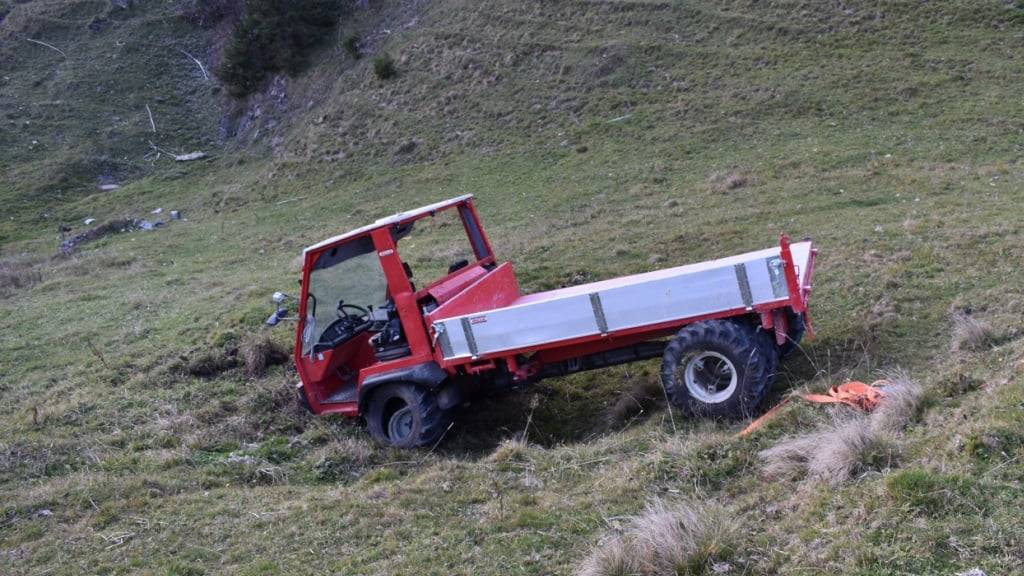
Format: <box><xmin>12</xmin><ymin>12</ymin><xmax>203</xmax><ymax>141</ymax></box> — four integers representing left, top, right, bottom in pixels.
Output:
<box><xmin>2</xmin><ymin>0</ymin><xmax>1024</xmax><ymax>574</ymax></box>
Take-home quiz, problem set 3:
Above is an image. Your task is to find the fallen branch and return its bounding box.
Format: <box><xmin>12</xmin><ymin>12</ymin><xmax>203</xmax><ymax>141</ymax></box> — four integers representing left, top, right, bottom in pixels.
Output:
<box><xmin>174</xmin><ymin>151</ymin><xmax>206</xmax><ymax>162</ymax></box>
<box><xmin>146</xmin><ymin>141</ymin><xmax>207</xmax><ymax>162</ymax></box>
<box><xmin>27</xmin><ymin>38</ymin><xmax>66</xmax><ymax>58</ymax></box>
<box><xmin>178</xmin><ymin>49</ymin><xmax>209</xmax><ymax>80</ymax></box>
<box><xmin>145</xmin><ymin>104</ymin><xmax>156</xmax><ymax>133</ymax></box>
<box><xmin>85</xmin><ymin>338</ymin><xmax>110</xmax><ymax>370</ymax></box>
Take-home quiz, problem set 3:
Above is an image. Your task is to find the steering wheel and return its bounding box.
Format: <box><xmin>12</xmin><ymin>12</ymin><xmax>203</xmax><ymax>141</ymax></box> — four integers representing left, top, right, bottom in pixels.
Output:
<box><xmin>336</xmin><ymin>302</ymin><xmax>369</xmax><ymax>321</ymax></box>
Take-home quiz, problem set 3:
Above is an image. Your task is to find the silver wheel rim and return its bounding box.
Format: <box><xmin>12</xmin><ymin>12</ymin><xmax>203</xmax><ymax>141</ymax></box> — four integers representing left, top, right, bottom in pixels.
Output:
<box><xmin>388</xmin><ymin>406</ymin><xmax>414</xmax><ymax>442</ymax></box>
<box><xmin>683</xmin><ymin>351</ymin><xmax>737</xmax><ymax>404</ymax></box>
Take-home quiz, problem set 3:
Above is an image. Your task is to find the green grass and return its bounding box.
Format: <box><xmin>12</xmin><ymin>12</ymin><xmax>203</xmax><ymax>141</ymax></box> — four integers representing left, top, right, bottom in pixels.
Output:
<box><xmin>2</xmin><ymin>0</ymin><xmax>1024</xmax><ymax>574</ymax></box>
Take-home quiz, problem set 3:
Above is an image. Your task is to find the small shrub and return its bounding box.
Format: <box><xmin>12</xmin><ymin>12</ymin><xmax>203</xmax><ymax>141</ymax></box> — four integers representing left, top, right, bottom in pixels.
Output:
<box><xmin>577</xmin><ymin>500</ymin><xmax>738</xmax><ymax>576</ymax></box>
<box><xmin>179</xmin><ymin>0</ymin><xmax>242</xmax><ymax>29</ymax></box>
<box><xmin>372</xmin><ymin>53</ymin><xmax>396</xmax><ymax>79</ymax></box>
<box><xmin>342</xmin><ymin>33</ymin><xmax>360</xmax><ymax>59</ymax></box>
<box><xmin>218</xmin><ymin>0</ymin><xmax>344</xmax><ymax>97</ymax></box>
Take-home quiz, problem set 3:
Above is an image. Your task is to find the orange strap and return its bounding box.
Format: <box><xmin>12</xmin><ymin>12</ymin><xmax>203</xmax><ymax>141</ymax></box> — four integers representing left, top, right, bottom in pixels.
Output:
<box><xmin>737</xmin><ymin>380</ymin><xmax>889</xmax><ymax>438</ymax></box>
<box><xmin>800</xmin><ymin>380</ymin><xmax>888</xmax><ymax>411</ymax></box>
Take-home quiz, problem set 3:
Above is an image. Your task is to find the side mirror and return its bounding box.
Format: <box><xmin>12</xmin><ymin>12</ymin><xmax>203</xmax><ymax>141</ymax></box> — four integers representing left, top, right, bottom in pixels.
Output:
<box><xmin>266</xmin><ymin>308</ymin><xmax>288</xmax><ymax>326</ymax></box>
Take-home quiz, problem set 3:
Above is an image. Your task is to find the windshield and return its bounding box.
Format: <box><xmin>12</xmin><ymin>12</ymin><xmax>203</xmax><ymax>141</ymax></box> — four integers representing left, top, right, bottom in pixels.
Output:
<box><xmin>304</xmin><ymin>236</ymin><xmax>387</xmax><ymax>353</ymax></box>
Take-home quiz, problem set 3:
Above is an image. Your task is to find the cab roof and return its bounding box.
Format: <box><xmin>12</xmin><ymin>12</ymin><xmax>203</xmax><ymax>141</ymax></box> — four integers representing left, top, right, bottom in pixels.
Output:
<box><xmin>303</xmin><ymin>194</ymin><xmax>474</xmax><ymax>254</ymax></box>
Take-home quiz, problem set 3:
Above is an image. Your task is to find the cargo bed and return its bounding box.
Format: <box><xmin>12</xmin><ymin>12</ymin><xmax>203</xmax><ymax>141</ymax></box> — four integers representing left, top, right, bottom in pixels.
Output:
<box><xmin>432</xmin><ymin>241</ymin><xmax>814</xmax><ymax>361</ymax></box>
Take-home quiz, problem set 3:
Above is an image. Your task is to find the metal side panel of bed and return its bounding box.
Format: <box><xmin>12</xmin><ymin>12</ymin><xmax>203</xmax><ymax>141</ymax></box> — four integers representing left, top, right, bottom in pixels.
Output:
<box><xmin>432</xmin><ymin>241</ymin><xmax>812</xmax><ymax>361</ymax></box>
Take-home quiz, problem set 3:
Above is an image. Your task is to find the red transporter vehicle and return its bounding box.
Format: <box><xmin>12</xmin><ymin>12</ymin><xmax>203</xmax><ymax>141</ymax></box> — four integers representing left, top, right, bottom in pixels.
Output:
<box><xmin>267</xmin><ymin>195</ymin><xmax>816</xmax><ymax>448</ymax></box>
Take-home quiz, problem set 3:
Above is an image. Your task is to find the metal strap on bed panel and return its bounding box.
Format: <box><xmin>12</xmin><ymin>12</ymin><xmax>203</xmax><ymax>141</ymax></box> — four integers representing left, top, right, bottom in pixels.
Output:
<box><xmin>434</xmin><ymin>322</ymin><xmax>454</xmax><ymax>358</ymax></box>
<box><xmin>589</xmin><ymin>292</ymin><xmax>609</xmax><ymax>335</ymax></box>
<box><xmin>766</xmin><ymin>256</ymin><xmax>788</xmax><ymax>298</ymax></box>
<box><xmin>460</xmin><ymin>317</ymin><xmax>479</xmax><ymax>358</ymax></box>
<box><xmin>734</xmin><ymin>263</ymin><xmax>753</xmax><ymax>309</ymax></box>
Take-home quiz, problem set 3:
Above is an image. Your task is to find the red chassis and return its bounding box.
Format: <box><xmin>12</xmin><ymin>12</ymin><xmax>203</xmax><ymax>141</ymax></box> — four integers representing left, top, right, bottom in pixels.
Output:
<box><xmin>267</xmin><ymin>195</ymin><xmax>816</xmax><ymax>448</ymax></box>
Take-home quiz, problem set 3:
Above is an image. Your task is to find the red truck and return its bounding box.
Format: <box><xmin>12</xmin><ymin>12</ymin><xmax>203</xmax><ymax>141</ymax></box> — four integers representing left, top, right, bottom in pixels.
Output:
<box><xmin>267</xmin><ymin>195</ymin><xmax>816</xmax><ymax>448</ymax></box>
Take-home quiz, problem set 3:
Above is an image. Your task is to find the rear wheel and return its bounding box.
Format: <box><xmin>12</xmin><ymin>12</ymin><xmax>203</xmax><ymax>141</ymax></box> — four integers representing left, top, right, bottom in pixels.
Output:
<box><xmin>660</xmin><ymin>319</ymin><xmax>777</xmax><ymax>418</ymax></box>
<box><xmin>365</xmin><ymin>383</ymin><xmax>452</xmax><ymax>448</ymax></box>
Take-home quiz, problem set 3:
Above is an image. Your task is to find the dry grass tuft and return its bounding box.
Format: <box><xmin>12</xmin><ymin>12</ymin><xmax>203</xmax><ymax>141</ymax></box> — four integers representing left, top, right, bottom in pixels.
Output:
<box><xmin>0</xmin><ymin>255</ymin><xmax>43</xmax><ymax>298</ymax></box>
<box><xmin>240</xmin><ymin>333</ymin><xmax>290</xmax><ymax>378</ymax></box>
<box><xmin>709</xmin><ymin>169</ymin><xmax>752</xmax><ymax>193</ymax></box>
<box><xmin>577</xmin><ymin>500</ymin><xmax>738</xmax><ymax>576</ymax></box>
<box><xmin>760</xmin><ymin>376</ymin><xmax>922</xmax><ymax>486</ymax></box>
<box><xmin>490</xmin><ymin>436</ymin><xmax>531</xmax><ymax>463</ymax></box>
<box><xmin>951</xmin><ymin>311</ymin><xmax>995</xmax><ymax>352</ymax></box>
<box><xmin>871</xmin><ymin>373</ymin><xmax>924</xmax><ymax>435</ymax></box>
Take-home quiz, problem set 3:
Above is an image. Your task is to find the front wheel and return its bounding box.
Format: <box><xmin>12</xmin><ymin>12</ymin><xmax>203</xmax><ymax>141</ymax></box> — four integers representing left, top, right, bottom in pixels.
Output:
<box><xmin>660</xmin><ymin>319</ymin><xmax>777</xmax><ymax>418</ymax></box>
<box><xmin>365</xmin><ymin>383</ymin><xmax>453</xmax><ymax>448</ymax></box>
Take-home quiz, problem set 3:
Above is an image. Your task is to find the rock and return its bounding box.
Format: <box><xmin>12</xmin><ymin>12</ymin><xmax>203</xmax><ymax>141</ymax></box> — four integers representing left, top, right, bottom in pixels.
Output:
<box><xmin>394</xmin><ymin>140</ymin><xmax>418</xmax><ymax>155</ymax></box>
<box><xmin>648</xmin><ymin>254</ymin><xmax>665</xmax><ymax>265</ymax></box>
<box><xmin>956</xmin><ymin>570</ymin><xmax>986</xmax><ymax>576</ymax></box>
<box><xmin>170</xmin><ymin>210</ymin><xmax>181</xmax><ymax>220</ymax></box>
<box><xmin>226</xmin><ymin>453</ymin><xmax>256</xmax><ymax>465</ymax></box>
<box><xmin>33</xmin><ymin>509</ymin><xmax>53</xmax><ymax>518</ymax></box>
<box><xmin>575</xmin><ymin>144</ymin><xmax>588</xmax><ymax>153</ymax></box>
<box><xmin>663</xmin><ymin>199</ymin><xmax>679</xmax><ymax>208</ymax></box>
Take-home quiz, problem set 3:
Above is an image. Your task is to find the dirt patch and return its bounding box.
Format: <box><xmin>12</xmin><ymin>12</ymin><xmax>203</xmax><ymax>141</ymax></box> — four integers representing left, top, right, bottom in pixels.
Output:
<box><xmin>607</xmin><ymin>377</ymin><xmax>663</xmax><ymax>428</ymax></box>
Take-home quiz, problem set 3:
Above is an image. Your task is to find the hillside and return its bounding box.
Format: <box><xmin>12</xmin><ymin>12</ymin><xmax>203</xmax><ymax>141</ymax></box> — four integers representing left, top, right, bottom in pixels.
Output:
<box><xmin>2</xmin><ymin>1</ymin><xmax>1024</xmax><ymax>574</ymax></box>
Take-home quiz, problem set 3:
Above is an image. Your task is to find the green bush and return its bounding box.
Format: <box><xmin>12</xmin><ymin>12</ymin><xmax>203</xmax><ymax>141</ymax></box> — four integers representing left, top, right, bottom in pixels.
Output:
<box><xmin>342</xmin><ymin>33</ymin><xmax>360</xmax><ymax>59</ymax></box>
<box><xmin>218</xmin><ymin>0</ymin><xmax>343</xmax><ymax>97</ymax></box>
<box><xmin>372</xmin><ymin>53</ymin><xmax>397</xmax><ymax>80</ymax></box>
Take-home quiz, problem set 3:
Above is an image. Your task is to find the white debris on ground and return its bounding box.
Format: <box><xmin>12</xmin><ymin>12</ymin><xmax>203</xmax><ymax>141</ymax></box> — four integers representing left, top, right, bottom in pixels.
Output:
<box><xmin>98</xmin><ymin>184</ymin><xmax>120</xmax><ymax>191</ymax></box>
<box><xmin>151</xmin><ymin>207</ymin><xmax>162</xmax><ymax>214</ymax></box>
<box><xmin>83</xmin><ymin>218</ymin><xmax>95</xmax><ymax>225</ymax></box>
<box><xmin>174</xmin><ymin>151</ymin><xmax>206</xmax><ymax>162</ymax></box>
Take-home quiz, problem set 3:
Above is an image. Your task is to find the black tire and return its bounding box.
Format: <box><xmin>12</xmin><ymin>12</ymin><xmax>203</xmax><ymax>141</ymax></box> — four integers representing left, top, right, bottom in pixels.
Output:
<box><xmin>365</xmin><ymin>382</ymin><xmax>452</xmax><ymax>448</ymax></box>
<box><xmin>777</xmin><ymin>310</ymin><xmax>806</xmax><ymax>357</ymax></box>
<box><xmin>660</xmin><ymin>319</ymin><xmax>778</xmax><ymax>418</ymax></box>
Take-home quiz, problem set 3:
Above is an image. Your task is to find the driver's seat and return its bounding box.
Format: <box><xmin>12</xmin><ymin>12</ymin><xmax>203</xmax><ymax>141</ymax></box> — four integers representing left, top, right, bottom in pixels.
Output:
<box><xmin>371</xmin><ymin>262</ymin><xmax>414</xmax><ymax>361</ymax></box>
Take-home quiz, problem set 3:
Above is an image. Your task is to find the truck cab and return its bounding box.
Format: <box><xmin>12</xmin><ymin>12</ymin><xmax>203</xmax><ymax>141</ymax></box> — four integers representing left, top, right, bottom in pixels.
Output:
<box><xmin>276</xmin><ymin>196</ymin><xmax>502</xmax><ymax>439</ymax></box>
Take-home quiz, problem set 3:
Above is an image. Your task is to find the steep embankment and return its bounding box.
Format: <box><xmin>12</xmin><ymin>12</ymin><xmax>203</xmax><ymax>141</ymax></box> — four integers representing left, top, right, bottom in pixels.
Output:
<box><xmin>2</xmin><ymin>1</ymin><xmax>1024</xmax><ymax>575</ymax></box>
